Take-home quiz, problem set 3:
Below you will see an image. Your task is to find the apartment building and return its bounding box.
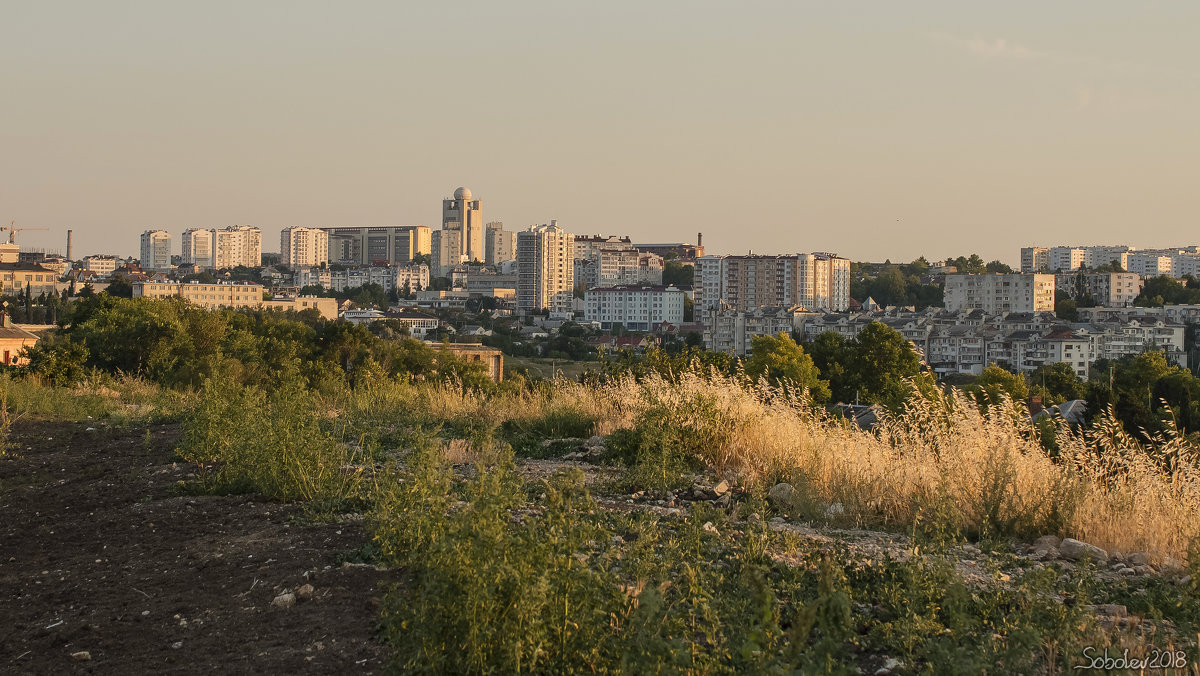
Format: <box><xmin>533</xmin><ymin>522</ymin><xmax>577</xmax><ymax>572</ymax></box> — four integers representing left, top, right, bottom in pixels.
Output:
<box><xmin>294</xmin><ymin>267</ymin><xmax>332</xmax><ymax>289</ymax></box>
<box><xmin>430</xmin><ymin>229</ymin><xmax>463</xmax><ymax>278</ymax></box>
<box><xmin>1020</xmin><ymin>247</ymin><xmax>1050</xmax><ymax>273</ymax></box>
<box><xmin>328</xmin><ymin>265</ymin><xmax>430</xmax><ymax>293</ymax></box>
<box><xmin>1126</xmin><ymin>253</ymin><xmax>1173</xmax><ymax>278</ymax></box>
<box><xmin>213</xmin><ymin>226</ymin><xmax>262</xmax><ymax>268</ymax></box>
<box><xmin>694</xmin><ymin>253</ymin><xmax>851</xmax><ymax>313</ymax></box>
<box><xmin>181</xmin><ymin>228</ymin><xmax>214</xmax><ymax>269</ymax></box>
<box><xmin>1048</xmin><ymin>247</ymin><xmax>1085</xmax><ymax>272</ymax></box>
<box><xmin>134</xmin><ymin>281</ymin><xmax>265</xmax><ymax>310</ymax></box>
<box><xmin>517</xmin><ymin>221</ymin><xmax>575</xmax><ymax>313</ymax></box>
<box><xmin>485</xmin><ymin>222</ymin><xmax>516</xmax><ymax>265</ymax></box>
<box><xmin>280</xmin><ymin>227</ymin><xmax>330</xmax><ymax>267</ymax></box>
<box><xmin>0</xmin><ymin>263</ymin><xmax>62</xmax><ymax>296</ymax></box>
<box><xmin>1020</xmin><ymin>244</ymin><xmax>1200</xmax><ymax>279</ymax></box>
<box><xmin>943</xmin><ymin>273</ymin><xmax>1055</xmax><ymax>313</ymax></box>
<box><xmin>574</xmin><ymin>243</ymin><xmax>664</xmax><ymax>289</ymax></box>
<box><xmin>139</xmin><ymin>230</ymin><xmax>172</xmax><ymax>272</ymax></box>
<box><xmin>79</xmin><ymin>255</ymin><xmax>122</xmax><ymax>278</ymax></box>
<box><xmin>704</xmin><ymin>305</ymin><xmax>816</xmax><ymax>356</ymax></box>
<box><xmin>1054</xmin><ymin>272</ymin><xmax>1142</xmax><ymax>307</ymax></box>
<box><xmin>260</xmin><ymin>296</ymin><xmax>338</xmax><ymax>320</ymax></box>
<box><xmin>584</xmin><ymin>285</ymin><xmax>685</xmax><ymax>331</ymax></box>
<box><xmin>323</xmin><ymin>226</ymin><xmax>431</xmax><ymax>266</ymax></box>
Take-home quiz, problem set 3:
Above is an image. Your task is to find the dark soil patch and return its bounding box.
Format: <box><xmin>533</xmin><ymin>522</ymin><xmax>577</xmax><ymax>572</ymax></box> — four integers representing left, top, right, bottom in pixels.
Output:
<box><xmin>0</xmin><ymin>419</ymin><xmax>394</xmax><ymax>674</ymax></box>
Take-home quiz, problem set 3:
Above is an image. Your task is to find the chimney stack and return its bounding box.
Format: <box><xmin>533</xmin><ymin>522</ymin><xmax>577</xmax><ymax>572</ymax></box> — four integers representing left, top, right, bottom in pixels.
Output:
<box><xmin>697</xmin><ymin>232</ymin><xmax>703</xmax><ymax>247</ymax></box>
<box><xmin>66</xmin><ymin>230</ymin><xmax>73</xmax><ymax>261</ymax></box>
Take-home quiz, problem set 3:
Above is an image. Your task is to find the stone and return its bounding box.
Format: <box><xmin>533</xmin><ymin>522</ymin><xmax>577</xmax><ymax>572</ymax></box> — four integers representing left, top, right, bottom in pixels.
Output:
<box><xmin>1127</xmin><ymin>552</ymin><xmax>1150</xmax><ymax>566</ymax></box>
<box><xmin>1133</xmin><ymin>565</ymin><xmax>1154</xmax><ymax>576</ymax></box>
<box><xmin>714</xmin><ymin>494</ymin><xmax>731</xmax><ymax>507</ymax></box>
<box><xmin>875</xmin><ymin>657</ymin><xmax>902</xmax><ymax>675</ymax></box>
<box><xmin>747</xmin><ymin>513</ymin><xmax>762</xmax><ymax>523</ymax></box>
<box><xmin>296</xmin><ymin>584</ymin><xmax>315</xmax><ymax>601</ymax></box>
<box><xmin>272</xmin><ymin>592</ymin><xmax>297</xmax><ymax>609</ymax></box>
<box><xmin>767</xmin><ymin>483</ymin><xmax>796</xmax><ymax>509</ymax></box>
<box><xmin>1119</xmin><ymin>567</ymin><xmax>1137</xmax><ymax>576</ymax></box>
<box><xmin>72</xmin><ymin>651</ymin><xmax>92</xmax><ymax>661</ymax></box>
<box><xmin>712</xmin><ymin>480</ymin><xmax>730</xmax><ymax>496</ymax></box>
<box><xmin>702</xmin><ymin>522</ymin><xmax>720</xmax><ymax>535</ymax></box>
<box><xmin>1058</xmin><ymin>538</ymin><xmax>1107</xmax><ymax>563</ymax></box>
<box><xmin>1033</xmin><ymin>535</ymin><xmax>1062</xmax><ymax>550</ymax></box>
<box><xmin>826</xmin><ymin>502</ymin><xmax>845</xmax><ymax>516</ymax></box>
<box><xmin>1176</xmin><ymin>575</ymin><xmax>1191</xmax><ymax>586</ymax></box>
<box><xmin>586</xmin><ymin>435</ymin><xmax>605</xmax><ymax>448</ymax></box>
<box><xmin>1033</xmin><ymin>546</ymin><xmax>1059</xmax><ymax>560</ymax></box>
<box><xmin>1094</xmin><ymin>604</ymin><xmax>1127</xmax><ymax>618</ymax></box>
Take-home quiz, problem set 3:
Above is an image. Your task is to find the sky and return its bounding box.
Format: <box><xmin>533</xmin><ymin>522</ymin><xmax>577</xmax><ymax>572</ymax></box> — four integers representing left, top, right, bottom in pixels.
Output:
<box><xmin>2</xmin><ymin>1</ymin><xmax>1198</xmax><ymax>264</ymax></box>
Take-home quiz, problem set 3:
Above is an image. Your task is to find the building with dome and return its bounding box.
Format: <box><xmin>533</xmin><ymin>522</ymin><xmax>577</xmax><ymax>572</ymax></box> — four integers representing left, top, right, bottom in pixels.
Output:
<box><xmin>433</xmin><ymin>186</ymin><xmax>483</xmax><ymax>276</ymax></box>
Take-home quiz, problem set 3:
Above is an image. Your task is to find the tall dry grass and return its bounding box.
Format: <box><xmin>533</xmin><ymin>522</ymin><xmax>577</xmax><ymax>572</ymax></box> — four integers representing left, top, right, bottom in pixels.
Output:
<box><xmin>590</xmin><ymin>371</ymin><xmax>1200</xmax><ymax>562</ymax></box>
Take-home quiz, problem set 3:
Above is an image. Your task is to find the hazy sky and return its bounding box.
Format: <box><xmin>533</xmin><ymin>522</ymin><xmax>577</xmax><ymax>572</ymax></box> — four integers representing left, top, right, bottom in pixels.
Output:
<box><xmin>3</xmin><ymin>1</ymin><xmax>1198</xmax><ymax>264</ymax></box>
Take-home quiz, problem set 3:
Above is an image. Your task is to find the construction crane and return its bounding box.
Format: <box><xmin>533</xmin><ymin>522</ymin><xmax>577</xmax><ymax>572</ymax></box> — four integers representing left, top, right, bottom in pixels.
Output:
<box><xmin>2</xmin><ymin>221</ymin><xmax>50</xmax><ymax>244</ymax></box>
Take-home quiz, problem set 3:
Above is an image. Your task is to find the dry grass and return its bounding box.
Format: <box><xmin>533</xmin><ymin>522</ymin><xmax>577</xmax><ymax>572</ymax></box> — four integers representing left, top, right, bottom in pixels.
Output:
<box><xmin>593</xmin><ymin>371</ymin><xmax>1200</xmax><ymax>562</ymax></box>
<box><xmin>334</xmin><ymin>370</ymin><xmax>1200</xmax><ymax>561</ymax></box>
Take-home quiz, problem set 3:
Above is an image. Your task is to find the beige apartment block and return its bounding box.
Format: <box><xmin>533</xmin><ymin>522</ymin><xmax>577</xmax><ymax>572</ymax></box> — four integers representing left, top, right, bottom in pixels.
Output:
<box><xmin>213</xmin><ymin>226</ymin><xmax>262</xmax><ymax>268</ymax></box>
<box><xmin>280</xmin><ymin>227</ymin><xmax>330</xmax><ymax>267</ymax></box>
<box><xmin>135</xmin><ymin>281</ymin><xmax>265</xmax><ymax>310</ymax></box>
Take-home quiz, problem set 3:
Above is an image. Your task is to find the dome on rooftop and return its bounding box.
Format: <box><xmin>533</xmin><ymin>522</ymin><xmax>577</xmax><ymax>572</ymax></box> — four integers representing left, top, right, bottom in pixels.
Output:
<box><xmin>453</xmin><ymin>187</ymin><xmax>472</xmax><ymax>201</ymax></box>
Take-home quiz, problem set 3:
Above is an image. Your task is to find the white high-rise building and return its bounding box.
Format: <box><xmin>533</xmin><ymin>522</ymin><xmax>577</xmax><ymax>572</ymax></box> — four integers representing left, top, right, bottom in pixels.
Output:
<box><xmin>517</xmin><ymin>221</ymin><xmax>574</xmax><ymax>313</ymax></box>
<box><xmin>181</xmin><ymin>228</ymin><xmax>214</xmax><ymax>269</ymax></box>
<box><xmin>485</xmin><ymin>222</ymin><xmax>515</xmax><ymax>265</ymax></box>
<box><xmin>280</xmin><ymin>227</ymin><xmax>329</xmax><ymax>267</ymax></box>
<box><xmin>213</xmin><ymin>225</ymin><xmax>262</xmax><ymax>268</ymax></box>
<box><xmin>139</xmin><ymin>230</ymin><xmax>172</xmax><ymax>272</ymax></box>
<box><xmin>943</xmin><ymin>273</ymin><xmax>1055</xmax><ymax>313</ymax></box>
<box><xmin>442</xmin><ymin>187</ymin><xmax>484</xmax><ymax>263</ymax></box>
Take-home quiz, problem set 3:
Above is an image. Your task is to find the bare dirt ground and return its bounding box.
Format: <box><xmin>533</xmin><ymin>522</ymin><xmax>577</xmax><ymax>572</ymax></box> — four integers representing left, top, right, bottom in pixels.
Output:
<box><xmin>0</xmin><ymin>419</ymin><xmax>395</xmax><ymax>675</ymax></box>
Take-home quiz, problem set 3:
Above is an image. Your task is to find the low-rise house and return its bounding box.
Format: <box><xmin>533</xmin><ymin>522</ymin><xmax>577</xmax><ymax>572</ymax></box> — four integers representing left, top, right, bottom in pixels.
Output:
<box><xmin>0</xmin><ymin>312</ymin><xmax>40</xmax><ymax>365</ymax></box>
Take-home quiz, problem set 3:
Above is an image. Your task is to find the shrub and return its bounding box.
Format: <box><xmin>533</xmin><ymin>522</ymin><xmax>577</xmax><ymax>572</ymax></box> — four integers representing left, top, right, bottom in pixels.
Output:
<box><xmin>178</xmin><ymin>374</ymin><xmax>364</xmax><ymax>504</ymax></box>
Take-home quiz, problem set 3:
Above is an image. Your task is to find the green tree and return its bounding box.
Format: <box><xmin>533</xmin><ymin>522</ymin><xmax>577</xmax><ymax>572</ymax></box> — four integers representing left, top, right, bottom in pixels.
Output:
<box><xmin>807</xmin><ymin>331</ymin><xmax>854</xmax><ymax>403</ymax></box>
<box><xmin>105</xmin><ymin>274</ymin><xmax>133</xmax><ymax>298</ymax></box>
<box><xmin>1054</xmin><ymin>298</ymin><xmax>1079</xmax><ymax>321</ymax></box>
<box><xmin>744</xmin><ymin>333</ymin><xmax>830</xmax><ymax>403</ymax></box>
<box><xmin>966</xmin><ymin>365</ymin><xmax>1030</xmax><ymax>408</ymax></box>
<box><xmin>662</xmin><ymin>261</ymin><xmax>694</xmax><ymax>288</ymax></box>
<box><xmin>1027</xmin><ymin>362</ymin><xmax>1085</xmax><ymax>405</ymax></box>
<box><xmin>847</xmin><ymin>322</ymin><xmax>921</xmax><ymax>409</ymax></box>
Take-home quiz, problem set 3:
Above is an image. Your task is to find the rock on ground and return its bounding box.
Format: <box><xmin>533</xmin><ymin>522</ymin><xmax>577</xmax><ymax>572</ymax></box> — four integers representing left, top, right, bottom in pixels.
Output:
<box><xmin>1059</xmin><ymin>538</ymin><xmax>1108</xmax><ymax>562</ymax></box>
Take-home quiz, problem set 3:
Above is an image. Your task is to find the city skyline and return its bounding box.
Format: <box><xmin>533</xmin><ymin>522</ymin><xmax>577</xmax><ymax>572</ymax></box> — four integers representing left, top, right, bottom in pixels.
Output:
<box><xmin>4</xmin><ymin>2</ymin><xmax>1199</xmax><ymax>263</ymax></box>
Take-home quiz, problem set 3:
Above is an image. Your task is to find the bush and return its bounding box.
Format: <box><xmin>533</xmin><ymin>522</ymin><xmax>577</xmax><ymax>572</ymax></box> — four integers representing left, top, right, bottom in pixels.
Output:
<box><xmin>178</xmin><ymin>374</ymin><xmax>364</xmax><ymax>504</ymax></box>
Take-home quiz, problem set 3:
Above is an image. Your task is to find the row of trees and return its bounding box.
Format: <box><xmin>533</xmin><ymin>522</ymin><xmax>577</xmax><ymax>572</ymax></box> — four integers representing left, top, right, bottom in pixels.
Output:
<box><xmin>20</xmin><ymin>295</ymin><xmax>499</xmax><ymax>391</ymax></box>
